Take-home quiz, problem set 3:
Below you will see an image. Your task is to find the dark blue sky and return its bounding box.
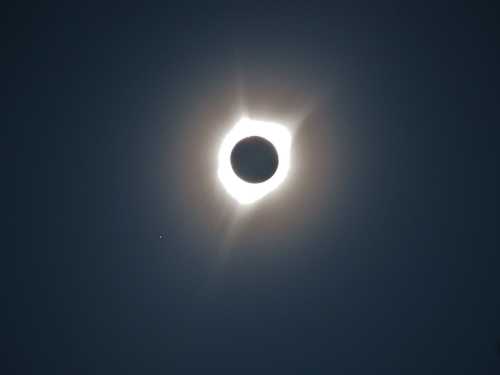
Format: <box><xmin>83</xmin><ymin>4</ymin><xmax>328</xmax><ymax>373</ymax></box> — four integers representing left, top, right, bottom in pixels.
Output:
<box><xmin>6</xmin><ymin>2</ymin><xmax>500</xmax><ymax>373</ymax></box>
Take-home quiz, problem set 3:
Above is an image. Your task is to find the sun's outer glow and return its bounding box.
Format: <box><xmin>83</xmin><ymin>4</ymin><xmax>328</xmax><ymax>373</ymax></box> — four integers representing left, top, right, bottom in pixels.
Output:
<box><xmin>218</xmin><ymin>117</ymin><xmax>292</xmax><ymax>204</ymax></box>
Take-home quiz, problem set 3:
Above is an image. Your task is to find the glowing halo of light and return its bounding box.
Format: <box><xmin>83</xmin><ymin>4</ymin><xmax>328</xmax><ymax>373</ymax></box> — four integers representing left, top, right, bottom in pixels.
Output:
<box><xmin>218</xmin><ymin>117</ymin><xmax>292</xmax><ymax>205</ymax></box>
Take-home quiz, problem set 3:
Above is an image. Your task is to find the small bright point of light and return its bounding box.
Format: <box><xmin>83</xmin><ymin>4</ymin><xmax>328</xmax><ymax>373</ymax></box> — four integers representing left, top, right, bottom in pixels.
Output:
<box><xmin>218</xmin><ymin>117</ymin><xmax>292</xmax><ymax>204</ymax></box>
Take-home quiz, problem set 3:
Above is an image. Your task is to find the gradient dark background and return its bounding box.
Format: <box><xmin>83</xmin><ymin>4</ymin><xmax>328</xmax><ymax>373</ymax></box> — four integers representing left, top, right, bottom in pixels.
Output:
<box><xmin>5</xmin><ymin>2</ymin><xmax>500</xmax><ymax>373</ymax></box>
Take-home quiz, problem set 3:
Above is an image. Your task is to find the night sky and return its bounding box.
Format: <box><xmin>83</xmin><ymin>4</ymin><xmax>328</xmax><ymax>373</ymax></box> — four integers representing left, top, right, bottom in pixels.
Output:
<box><xmin>6</xmin><ymin>3</ymin><xmax>500</xmax><ymax>373</ymax></box>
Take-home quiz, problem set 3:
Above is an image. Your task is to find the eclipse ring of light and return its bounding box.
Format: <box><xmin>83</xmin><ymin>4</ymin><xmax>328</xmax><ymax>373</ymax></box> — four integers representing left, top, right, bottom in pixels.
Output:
<box><xmin>218</xmin><ymin>117</ymin><xmax>292</xmax><ymax>204</ymax></box>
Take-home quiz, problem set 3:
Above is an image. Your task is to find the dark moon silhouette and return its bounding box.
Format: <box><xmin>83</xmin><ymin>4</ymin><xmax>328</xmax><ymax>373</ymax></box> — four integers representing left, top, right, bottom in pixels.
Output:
<box><xmin>230</xmin><ymin>136</ymin><xmax>279</xmax><ymax>183</ymax></box>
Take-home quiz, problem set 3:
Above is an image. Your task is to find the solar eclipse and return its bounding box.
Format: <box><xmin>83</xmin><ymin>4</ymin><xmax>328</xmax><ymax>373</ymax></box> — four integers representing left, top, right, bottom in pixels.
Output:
<box><xmin>218</xmin><ymin>117</ymin><xmax>292</xmax><ymax>204</ymax></box>
<box><xmin>230</xmin><ymin>136</ymin><xmax>279</xmax><ymax>183</ymax></box>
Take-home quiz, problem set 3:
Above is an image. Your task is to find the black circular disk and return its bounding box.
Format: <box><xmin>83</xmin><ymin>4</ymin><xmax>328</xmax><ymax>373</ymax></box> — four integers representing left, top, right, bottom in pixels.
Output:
<box><xmin>230</xmin><ymin>136</ymin><xmax>279</xmax><ymax>183</ymax></box>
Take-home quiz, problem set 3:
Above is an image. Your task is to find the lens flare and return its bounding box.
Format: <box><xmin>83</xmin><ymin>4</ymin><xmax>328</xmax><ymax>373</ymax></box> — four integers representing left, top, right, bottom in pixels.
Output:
<box><xmin>218</xmin><ymin>117</ymin><xmax>292</xmax><ymax>204</ymax></box>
